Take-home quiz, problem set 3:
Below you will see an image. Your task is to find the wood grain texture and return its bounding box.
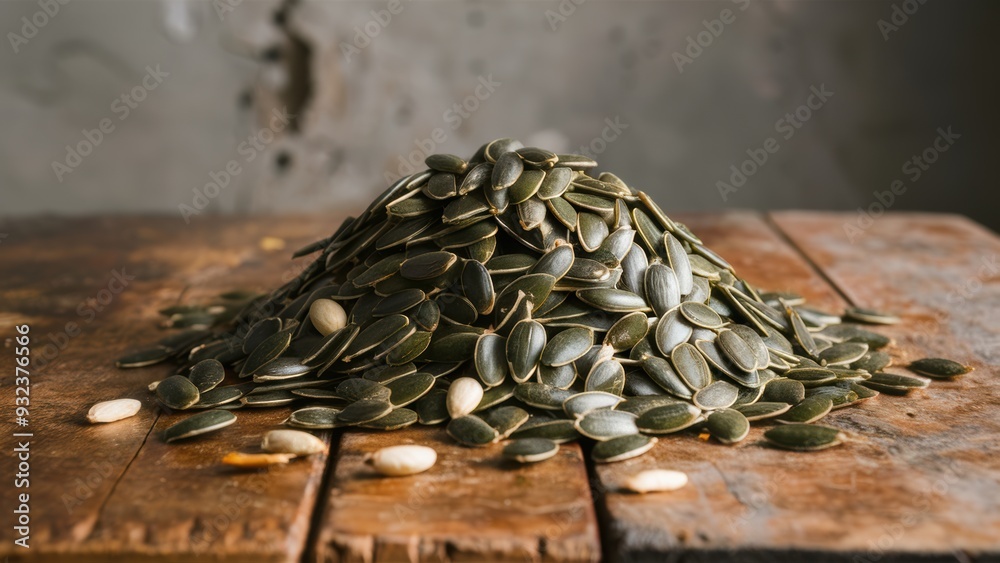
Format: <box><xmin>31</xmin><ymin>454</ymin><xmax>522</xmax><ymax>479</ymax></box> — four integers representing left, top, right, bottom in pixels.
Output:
<box><xmin>312</xmin><ymin>427</ymin><xmax>601</xmax><ymax>563</ymax></box>
<box><xmin>1</xmin><ymin>212</ymin><xmax>998</xmax><ymax>562</ymax></box>
<box><xmin>592</xmin><ymin>211</ymin><xmax>1000</xmax><ymax>563</ymax></box>
<box><xmin>0</xmin><ymin>216</ymin><xmax>338</xmax><ymax>563</ymax></box>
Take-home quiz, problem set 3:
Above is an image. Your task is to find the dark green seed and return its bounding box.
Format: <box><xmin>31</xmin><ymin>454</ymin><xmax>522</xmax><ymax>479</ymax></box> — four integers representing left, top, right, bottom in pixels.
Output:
<box><xmin>162</xmin><ymin>410</ymin><xmax>236</xmax><ymax>443</ymax></box>
<box><xmin>908</xmin><ymin>358</ymin><xmax>973</xmax><ymax>379</ymax></box>
<box><xmin>592</xmin><ymin>434</ymin><xmax>655</xmax><ymax>463</ymax></box>
<box><xmin>764</xmin><ymin>424</ymin><xmax>845</xmax><ymax>452</ymax></box>
<box><xmin>156</xmin><ymin>375</ymin><xmax>201</xmax><ymax>410</ymax></box>
<box><xmin>502</xmin><ymin>438</ymin><xmax>559</xmax><ymax>463</ymax></box>
<box><xmin>705</xmin><ymin>408</ymin><xmax>750</xmax><ymax>444</ymax></box>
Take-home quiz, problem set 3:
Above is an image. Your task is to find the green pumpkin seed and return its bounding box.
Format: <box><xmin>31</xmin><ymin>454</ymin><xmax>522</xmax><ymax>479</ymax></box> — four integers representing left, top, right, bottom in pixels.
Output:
<box><xmin>385</xmin><ymin>373</ymin><xmax>435</xmax><ymax>407</ymax></box>
<box><xmin>577</xmin><ymin>288</ymin><xmax>650</xmax><ymax>313</ymax></box>
<box><xmin>162</xmin><ymin>409</ymin><xmax>236</xmax><ymax>443</ymax></box>
<box><xmin>671</xmin><ymin>342</ymin><xmax>712</xmax><ymax>390</ymax></box>
<box><xmin>337</xmin><ymin>399</ymin><xmax>393</xmax><ymax>425</ymax></box>
<box><xmin>592</xmin><ymin>434</ymin><xmax>656</xmax><ymax>463</ymax></box>
<box><xmin>764</xmin><ymin>424</ymin><xmax>845</xmax><ymax>451</ymax></box>
<box><xmin>156</xmin><ymin>375</ymin><xmax>201</xmax><ymax>410</ymax></box>
<box><xmin>844</xmin><ymin>307</ymin><xmax>900</xmax><ymax>325</ymax></box>
<box><xmin>575</xmin><ymin>409</ymin><xmax>639</xmax><ymax>441</ymax></box>
<box><xmin>361</xmin><ymin>408</ymin><xmax>419</xmax><ymax>430</ymax></box>
<box><xmin>483</xmin><ymin>405</ymin><xmax>530</xmax><ymax>438</ymax></box>
<box><xmin>412</xmin><ymin>389</ymin><xmax>449</xmax><ymax>424</ymax></box>
<box><xmin>542</xmin><ymin>327</ymin><xmax>594</xmax><ymax>367</ymax></box>
<box><xmin>510</xmin><ymin>418</ymin><xmax>578</xmax><ymax>443</ymax></box>
<box><xmin>762</xmin><ymin>378</ymin><xmax>806</xmax><ymax>404</ymax></box>
<box><xmin>692</xmin><ymin>381</ymin><xmax>739</xmax><ymax>410</ymax></box>
<box><xmin>779</xmin><ymin>395</ymin><xmax>833</xmax><ymax>424</ymax></box>
<box><xmin>240</xmin><ymin>331</ymin><xmax>292</xmax><ymax>377</ymax></box>
<box><xmin>563</xmin><ymin>391</ymin><xmax>623</xmax><ymax>418</ymax></box>
<box><xmin>399</xmin><ymin>252</ymin><xmax>458</xmax><ymax>280</ymax></box>
<box><xmin>288</xmin><ymin>406</ymin><xmax>343</xmax><ymax>429</ymax></box>
<box><xmin>425</xmin><ymin>153</ymin><xmax>467</xmax><ymax>174</ymax></box>
<box><xmin>474</xmin><ymin>333</ymin><xmax>508</xmax><ymax>387</ymax></box>
<box><xmin>116</xmin><ymin>346</ymin><xmax>172</xmax><ymax>368</ymax></box>
<box><xmin>336</xmin><ymin>378</ymin><xmax>391</xmax><ymax>402</ymax></box>
<box><xmin>515</xmin><ymin>382</ymin><xmax>574</xmax><ymax>410</ymax></box>
<box><xmin>908</xmin><ymin>358</ymin><xmax>973</xmax><ymax>379</ymax></box>
<box><xmin>636</xmin><ymin>403</ymin><xmax>701</xmax><ymax>434</ymax></box>
<box><xmin>502</xmin><ymin>438</ymin><xmax>559</xmax><ymax>463</ymax></box>
<box><xmin>188</xmin><ymin>359</ymin><xmax>225</xmax><ymax>392</ymax></box>
<box><xmin>705</xmin><ymin>408</ymin><xmax>750</xmax><ymax>444</ymax></box>
<box><xmin>734</xmin><ymin>401</ymin><xmax>792</xmax><ymax>421</ymax></box>
<box><xmin>507</xmin><ymin>320</ymin><xmax>547</xmax><ymax>383</ymax></box>
<box><xmin>447</xmin><ymin>414</ymin><xmax>500</xmax><ymax>446</ymax></box>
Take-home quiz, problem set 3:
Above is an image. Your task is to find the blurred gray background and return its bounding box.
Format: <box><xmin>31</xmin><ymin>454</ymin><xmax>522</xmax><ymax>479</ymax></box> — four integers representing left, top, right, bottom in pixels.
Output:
<box><xmin>2</xmin><ymin>0</ymin><xmax>997</xmax><ymax>231</ymax></box>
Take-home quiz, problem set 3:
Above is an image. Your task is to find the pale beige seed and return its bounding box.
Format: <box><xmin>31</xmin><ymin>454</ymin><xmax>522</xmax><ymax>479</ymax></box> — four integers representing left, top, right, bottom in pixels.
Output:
<box><xmin>147</xmin><ymin>380</ymin><xmax>160</xmax><ymax>391</ymax></box>
<box><xmin>86</xmin><ymin>398</ymin><xmax>141</xmax><ymax>424</ymax></box>
<box><xmin>222</xmin><ymin>451</ymin><xmax>295</xmax><ymax>468</ymax></box>
<box><xmin>261</xmin><ymin>429</ymin><xmax>327</xmax><ymax>456</ymax></box>
<box><xmin>623</xmin><ymin>469</ymin><xmax>689</xmax><ymax>494</ymax></box>
<box><xmin>447</xmin><ymin>377</ymin><xmax>484</xmax><ymax>419</ymax></box>
<box><xmin>369</xmin><ymin>444</ymin><xmax>437</xmax><ymax>476</ymax></box>
<box><xmin>309</xmin><ymin>298</ymin><xmax>348</xmax><ymax>336</ymax></box>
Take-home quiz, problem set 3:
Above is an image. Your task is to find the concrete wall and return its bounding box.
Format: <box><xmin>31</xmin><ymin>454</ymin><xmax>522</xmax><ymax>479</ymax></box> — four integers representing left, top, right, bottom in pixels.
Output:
<box><xmin>2</xmin><ymin>0</ymin><xmax>996</xmax><ymax>232</ymax></box>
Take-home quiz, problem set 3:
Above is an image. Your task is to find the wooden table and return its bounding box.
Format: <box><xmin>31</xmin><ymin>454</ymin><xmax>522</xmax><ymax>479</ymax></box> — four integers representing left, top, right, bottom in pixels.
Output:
<box><xmin>1</xmin><ymin>212</ymin><xmax>998</xmax><ymax>563</ymax></box>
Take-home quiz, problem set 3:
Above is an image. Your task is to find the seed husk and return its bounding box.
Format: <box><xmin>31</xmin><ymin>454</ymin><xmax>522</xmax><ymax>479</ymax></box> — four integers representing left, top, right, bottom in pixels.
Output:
<box><xmin>764</xmin><ymin>424</ymin><xmax>845</xmax><ymax>452</ymax></box>
<box><xmin>908</xmin><ymin>357</ymin><xmax>973</xmax><ymax>379</ymax></box>
<box><xmin>262</xmin><ymin>429</ymin><xmax>327</xmax><ymax>456</ymax></box>
<box><xmin>623</xmin><ymin>469</ymin><xmax>688</xmax><ymax>493</ymax></box>
<box><xmin>162</xmin><ymin>409</ymin><xmax>236</xmax><ymax>443</ymax></box>
<box><xmin>447</xmin><ymin>377</ymin><xmax>485</xmax><ymax>418</ymax></box>
<box><xmin>370</xmin><ymin>444</ymin><xmax>437</xmax><ymax>476</ymax></box>
<box><xmin>844</xmin><ymin>307</ymin><xmax>900</xmax><ymax>325</ymax></box>
<box><xmin>592</xmin><ymin>434</ymin><xmax>656</xmax><ymax>463</ymax></box>
<box><xmin>87</xmin><ymin>398</ymin><xmax>142</xmax><ymax>424</ymax></box>
<box><xmin>503</xmin><ymin>438</ymin><xmax>559</xmax><ymax>463</ymax></box>
<box><xmin>222</xmin><ymin>451</ymin><xmax>295</xmax><ymax>468</ymax></box>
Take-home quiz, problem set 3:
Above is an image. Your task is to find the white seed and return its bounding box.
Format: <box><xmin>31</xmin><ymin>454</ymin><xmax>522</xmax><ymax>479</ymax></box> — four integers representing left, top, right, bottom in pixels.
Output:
<box><xmin>86</xmin><ymin>398</ymin><xmax>141</xmax><ymax>424</ymax></box>
<box><xmin>261</xmin><ymin>429</ymin><xmax>327</xmax><ymax>456</ymax></box>
<box><xmin>222</xmin><ymin>451</ymin><xmax>295</xmax><ymax>468</ymax></box>
<box><xmin>309</xmin><ymin>298</ymin><xmax>348</xmax><ymax>336</ymax></box>
<box><xmin>623</xmin><ymin>469</ymin><xmax>689</xmax><ymax>494</ymax></box>
<box><xmin>447</xmin><ymin>377</ymin><xmax>484</xmax><ymax>419</ymax></box>
<box><xmin>370</xmin><ymin>445</ymin><xmax>437</xmax><ymax>476</ymax></box>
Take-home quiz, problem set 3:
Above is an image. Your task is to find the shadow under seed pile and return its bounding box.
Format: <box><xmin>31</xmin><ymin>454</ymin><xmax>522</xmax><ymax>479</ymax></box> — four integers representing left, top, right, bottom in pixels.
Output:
<box><xmin>118</xmin><ymin>138</ymin><xmax>973</xmax><ymax>463</ymax></box>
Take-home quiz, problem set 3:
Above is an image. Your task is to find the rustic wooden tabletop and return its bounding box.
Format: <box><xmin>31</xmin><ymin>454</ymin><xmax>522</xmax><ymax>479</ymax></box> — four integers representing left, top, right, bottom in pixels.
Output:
<box><xmin>0</xmin><ymin>211</ymin><xmax>997</xmax><ymax>563</ymax></box>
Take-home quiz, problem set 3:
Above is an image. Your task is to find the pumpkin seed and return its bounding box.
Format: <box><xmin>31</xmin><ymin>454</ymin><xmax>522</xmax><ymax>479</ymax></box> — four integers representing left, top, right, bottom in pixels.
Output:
<box><xmin>764</xmin><ymin>424</ymin><xmax>845</xmax><ymax>451</ymax></box>
<box><xmin>636</xmin><ymin>403</ymin><xmax>701</xmax><ymax>434</ymax></box>
<box><xmin>577</xmin><ymin>288</ymin><xmax>651</xmax><ymax>313</ymax></box>
<box><xmin>779</xmin><ymin>395</ymin><xmax>833</xmax><ymax>424</ymax></box>
<box><xmin>447</xmin><ymin>414</ymin><xmax>500</xmax><ymax>446</ymax></box>
<box><xmin>575</xmin><ymin>409</ymin><xmax>639</xmax><ymax>441</ymax></box>
<box><xmin>908</xmin><ymin>357</ymin><xmax>973</xmax><ymax>379</ymax></box>
<box><xmin>87</xmin><ymin>398</ymin><xmax>142</xmax><ymax>424</ymax></box>
<box><xmin>542</xmin><ymin>327</ymin><xmax>594</xmax><ymax>366</ymax></box>
<box><xmin>162</xmin><ymin>409</ymin><xmax>236</xmax><ymax>443</ymax></box>
<box><xmin>623</xmin><ymin>469</ymin><xmax>688</xmax><ymax>493</ymax></box>
<box><xmin>671</xmin><ymin>342</ymin><xmax>712</xmax><ymax>390</ymax></box>
<box><xmin>705</xmin><ymin>408</ymin><xmax>750</xmax><ymax>444</ymax></box>
<box><xmin>337</xmin><ymin>399</ymin><xmax>393</xmax><ymax>425</ymax></box>
<box><xmin>503</xmin><ymin>438</ymin><xmax>559</xmax><ymax>463</ymax></box>
<box><xmin>844</xmin><ymin>307</ymin><xmax>900</xmax><ymax>325</ymax></box>
<box><xmin>361</xmin><ymin>408</ymin><xmax>419</xmax><ymax>430</ymax></box>
<box><xmin>188</xmin><ymin>359</ymin><xmax>225</xmax><ymax>392</ymax></box>
<box><xmin>370</xmin><ymin>444</ymin><xmax>438</xmax><ymax>476</ymax></box>
<box><xmin>262</xmin><ymin>429</ymin><xmax>327</xmax><ymax>456</ymax></box>
<box><xmin>447</xmin><ymin>377</ymin><xmax>484</xmax><ymax>418</ymax></box>
<box><xmin>116</xmin><ymin>347</ymin><xmax>172</xmax><ymax>368</ymax></box>
<box><xmin>156</xmin><ymin>375</ymin><xmax>201</xmax><ymax>410</ymax></box>
<box><xmin>507</xmin><ymin>320</ymin><xmax>547</xmax><ymax>383</ymax></box>
<box><xmin>692</xmin><ymin>381</ymin><xmax>740</xmax><ymax>410</ymax></box>
<box><xmin>288</xmin><ymin>406</ymin><xmax>343</xmax><ymax>429</ymax></box>
<box><xmin>483</xmin><ymin>405</ymin><xmax>530</xmax><ymax>438</ymax></box>
<box><xmin>734</xmin><ymin>401</ymin><xmax>792</xmax><ymax>421</ymax></box>
<box><xmin>592</xmin><ymin>434</ymin><xmax>656</xmax><ymax>463</ymax></box>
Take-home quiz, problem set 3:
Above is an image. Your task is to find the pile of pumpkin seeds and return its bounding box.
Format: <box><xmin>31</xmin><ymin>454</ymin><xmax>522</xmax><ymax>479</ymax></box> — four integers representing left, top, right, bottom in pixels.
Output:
<box><xmin>117</xmin><ymin>138</ymin><xmax>973</xmax><ymax>463</ymax></box>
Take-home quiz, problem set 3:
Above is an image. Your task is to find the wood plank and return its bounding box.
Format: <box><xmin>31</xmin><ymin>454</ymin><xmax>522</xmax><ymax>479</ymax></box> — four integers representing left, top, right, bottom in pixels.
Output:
<box><xmin>0</xmin><ymin>216</ymin><xmax>342</xmax><ymax>562</ymax></box>
<box><xmin>311</xmin><ymin>427</ymin><xmax>601</xmax><ymax>562</ymax></box>
<box><xmin>591</xmin><ymin>211</ymin><xmax>1000</xmax><ymax>562</ymax></box>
